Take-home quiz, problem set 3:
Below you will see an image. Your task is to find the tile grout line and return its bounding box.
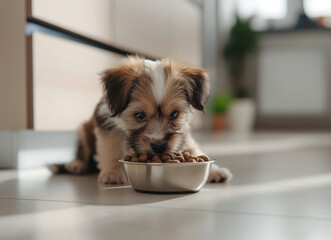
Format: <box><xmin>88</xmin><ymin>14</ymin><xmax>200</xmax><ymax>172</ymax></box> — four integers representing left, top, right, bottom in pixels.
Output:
<box><xmin>1</xmin><ymin>196</ymin><xmax>331</xmax><ymax>222</ymax></box>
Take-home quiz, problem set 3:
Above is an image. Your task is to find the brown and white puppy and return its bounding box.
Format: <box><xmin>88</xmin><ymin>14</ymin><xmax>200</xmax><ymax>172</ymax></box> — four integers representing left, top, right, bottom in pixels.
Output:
<box><xmin>63</xmin><ymin>56</ymin><xmax>232</xmax><ymax>184</ymax></box>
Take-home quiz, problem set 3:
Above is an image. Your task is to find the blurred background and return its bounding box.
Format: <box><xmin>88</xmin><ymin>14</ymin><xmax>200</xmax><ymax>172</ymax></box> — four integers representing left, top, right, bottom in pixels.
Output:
<box><xmin>1</xmin><ymin>0</ymin><xmax>331</xmax><ymax>168</ymax></box>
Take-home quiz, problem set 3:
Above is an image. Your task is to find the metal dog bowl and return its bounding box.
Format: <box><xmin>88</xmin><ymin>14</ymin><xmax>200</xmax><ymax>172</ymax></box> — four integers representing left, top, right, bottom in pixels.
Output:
<box><xmin>119</xmin><ymin>160</ymin><xmax>214</xmax><ymax>193</ymax></box>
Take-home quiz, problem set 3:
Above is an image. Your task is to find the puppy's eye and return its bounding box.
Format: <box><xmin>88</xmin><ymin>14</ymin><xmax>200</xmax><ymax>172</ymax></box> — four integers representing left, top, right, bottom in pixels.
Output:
<box><xmin>135</xmin><ymin>112</ymin><xmax>147</xmax><ymax>122</ymax></box>
<box><xmin>169</xmin><ymin>111</ymin><xmax>178</xmax><ymax>119</ymax></box>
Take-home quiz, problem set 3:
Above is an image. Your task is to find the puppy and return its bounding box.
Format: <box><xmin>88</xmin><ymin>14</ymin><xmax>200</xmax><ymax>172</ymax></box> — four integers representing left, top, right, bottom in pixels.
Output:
<box><xmin>62</xmin><ymin>56</ymin><xmax>232</xmax><ymax>184</ymax></box>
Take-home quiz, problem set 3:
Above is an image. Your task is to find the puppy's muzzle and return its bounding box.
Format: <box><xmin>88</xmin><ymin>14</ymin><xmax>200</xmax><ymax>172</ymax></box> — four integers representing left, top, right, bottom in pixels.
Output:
<box><xmin>150</xmin><ymin>142</ymin><xmax>167</xmax><ymax>154</ymax></box>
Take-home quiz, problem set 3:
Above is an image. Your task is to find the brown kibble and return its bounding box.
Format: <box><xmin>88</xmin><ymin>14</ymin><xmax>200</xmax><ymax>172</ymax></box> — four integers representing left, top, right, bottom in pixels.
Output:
<box><xmin>152</xmin><ymin>155</ymin><xmax>160</xmax><ymax>161</ymax></box>
<box><xmin>161</xmin><ymin>155</ymin><xmax>171</xmax><ymax>161</ymax></box>
<box><xmin>165</xmin><ymin>153</ymin><xmax>175</xmax><ymax>159</ymax></box>
<box><xmin>123</xmin><ymin>152</ymin><xmax>210</xmax><ymax>164</ymax></box>
<box><xmin>139</xmin><ymin>153</ymin><xmax>148</xmax><ymax>162</ymax></box>
<box><xmin>152</xmin><ymin>159</ymin><xmax>162</xmax><ymax>163</ymax></box>
<box><xmin>174</xmin><ymin>156</ymin><xmax>184</xmax><ymax>162</ymax></box>
<box><xmin>186</xmin><ymin>154</ymin><xmax>193</xmax><ymax>159</ymax></box>
<box><xmin>166</xmin><ymin>160</ymin><xmax>178</xmax><ymax>163</ymax></box>
<box><xmin>199</xmin><ymin>155</ymin><xmax>210</xmax><ymax>162</ymax></box>
<box><xmin>183</xmin><ymin>152</ymin><xmax>190</xmax><ymax>157</ymax></box>
<box><xmin>124</xmin><ymin>155</ymin><xmax>131</xmax><ymax>161</ymax></box>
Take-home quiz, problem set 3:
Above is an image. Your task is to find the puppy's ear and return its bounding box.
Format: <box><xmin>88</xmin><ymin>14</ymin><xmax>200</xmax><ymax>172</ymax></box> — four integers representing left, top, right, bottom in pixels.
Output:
<box><xmin>102</xmin><ymin>66</ymin><xmax>136</xmax><ymax>117</ymax></box>
<box><xmin>102</xmin><ymin>56</ymin><xmax>145</xmax><ymax>117</ymax></box>
<box><xmin>181</xmin><ymin>66</ymin><xmax>210</xmax><ymax>112</ymax></box>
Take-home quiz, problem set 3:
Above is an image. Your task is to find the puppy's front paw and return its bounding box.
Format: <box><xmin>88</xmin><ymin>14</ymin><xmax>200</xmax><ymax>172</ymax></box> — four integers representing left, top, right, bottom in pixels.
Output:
<box><xmin>208</xmin><ymin>165</ymin><xmax>233</xmax><ymax>183</ymax></box>
<box><xmin>98</xmin><ymin>169</ymin><xmax>127</xmax><ymax>184</ymax></box>
<box><xmin>65</xmin><ymin>159</ymin><xmax>87</xmax><ymax>174</ymax></box>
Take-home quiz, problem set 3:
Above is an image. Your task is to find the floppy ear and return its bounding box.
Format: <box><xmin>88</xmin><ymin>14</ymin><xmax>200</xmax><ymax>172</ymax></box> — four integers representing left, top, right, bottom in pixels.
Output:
<box><xmin>181</xmin><ymin>66</ymin><xmax>210</xmax><ymax>112</ymax></box>
<box><xmin>101</xmin><ymin>66</ymin><xmax>136</xmax><ymax>117</ymax></box>
<box><xmin>101</xmin><ymin>56</ymin><xmax>145</xmax><ymax>117</ymax></box>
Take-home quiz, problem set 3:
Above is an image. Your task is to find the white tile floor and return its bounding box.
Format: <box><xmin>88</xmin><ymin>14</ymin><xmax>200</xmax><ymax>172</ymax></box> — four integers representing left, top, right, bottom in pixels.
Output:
<box><xmin>1</xmin><ymin>133</ymin><xmax>331</xmax><ymax>240</ymax></box>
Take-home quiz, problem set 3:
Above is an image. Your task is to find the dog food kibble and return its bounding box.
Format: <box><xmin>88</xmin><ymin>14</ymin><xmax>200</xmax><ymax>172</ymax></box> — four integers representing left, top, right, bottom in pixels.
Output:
<box><xmin>174</xmin><ymin>156</ymin><xmax>184</xmax><ymax>162</ymax></box>
<box><xmin>123</xmin><ymin>152</ymin><xmax>211</xmax><ymax>164</ymax></box>
<box><xmin>161</xmin><ymin>155</ymin><xmax>171</xmax><ymax>161</ymax></box>
<box><xmin>152</xmin><ymin>155</ymin><xmax>160</xmax><ymax>161</ymax></box>
<box><xmin>186</xmin><ymin>155</ymin><xmax>193</xmax><ymax>160</ymax></box>
<box><xmin>199</xmin><ymin>155</ymin><xmax>210</xmax><ymax>162</ymax></box>
<box><xmin>139</xmin><ymin>153</ymin><xmax>148</xmax><ymax>162</ymax></box>
<box><xmin>124</xmin><ymin>155</ymin><xmax>132</xmax><ymax>161</ymax></box>
<box><xmin>152</xmin><ymin>159</ymin><xmax>163</xmax><ymax>163</ymax></box>
<box><xmin>171</xmin><ymin>160</ymin><xmax>181</xmax><ymax>163</ymax></box>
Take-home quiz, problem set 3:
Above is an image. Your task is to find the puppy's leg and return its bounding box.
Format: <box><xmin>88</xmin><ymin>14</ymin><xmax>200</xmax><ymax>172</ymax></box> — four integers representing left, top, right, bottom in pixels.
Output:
<box><xmin>95</xmin><ymin>127</ymin><xmax>127</xmax><ymax>184</ymax></box>
<box><xmin>186</xmin><ymin>136</ymin><xmax>233</xmax><ymax>183</ymax></box>
<box><xmin>65</xmin><ymin>120</ymin><xmax>96</xmax><ymax>174</ymax></box>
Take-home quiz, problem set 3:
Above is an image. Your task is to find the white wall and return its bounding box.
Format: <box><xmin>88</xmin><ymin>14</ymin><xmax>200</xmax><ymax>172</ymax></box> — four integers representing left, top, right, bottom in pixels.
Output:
<box><xmin>259</xmin><ymin>48</ymin><xmax>328</xmax><ymax>116</ymax></box>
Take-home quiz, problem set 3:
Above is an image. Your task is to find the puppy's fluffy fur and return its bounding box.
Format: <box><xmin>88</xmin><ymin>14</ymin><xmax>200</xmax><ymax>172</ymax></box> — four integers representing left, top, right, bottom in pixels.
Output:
<box><xmin>63</xmin><ymin>56</ymin><xmax>232</xmax><ymax>184</ymax></box>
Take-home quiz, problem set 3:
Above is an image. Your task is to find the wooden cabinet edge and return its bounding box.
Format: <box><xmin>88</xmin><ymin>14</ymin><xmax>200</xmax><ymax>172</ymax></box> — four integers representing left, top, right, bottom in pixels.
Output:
<box><xmin>0</xmin><ymin>0</ymin><xmax>28</xmax><ymax>129</ymax></box>
<box><xmin>27</xmin><ymin>35</ymin><xmax>34</xmax><ymax>129</ymax></box>
<box><xmin>26</xmin><ymin>0</ymin><xmax>32</xmax><ymax>18</ymax></box>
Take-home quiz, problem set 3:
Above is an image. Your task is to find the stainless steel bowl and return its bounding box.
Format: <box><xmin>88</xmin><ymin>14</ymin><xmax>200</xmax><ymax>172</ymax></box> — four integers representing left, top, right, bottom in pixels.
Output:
<box><xmin>119</xmin><ymin>160</ymin><xmax>214</xmax><ymax>193</ymax></box>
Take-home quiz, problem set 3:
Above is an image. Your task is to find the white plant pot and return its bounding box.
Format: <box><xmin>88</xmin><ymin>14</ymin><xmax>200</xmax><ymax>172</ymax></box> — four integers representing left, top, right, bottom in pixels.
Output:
<box><xmin>228</xmin><ymin>98</ymin><xmax>256</xmax><ymax>134</ymax></box>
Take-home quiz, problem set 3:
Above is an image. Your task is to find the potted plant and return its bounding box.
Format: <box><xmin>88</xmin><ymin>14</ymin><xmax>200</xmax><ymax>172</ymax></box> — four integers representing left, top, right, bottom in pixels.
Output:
<box><xmin>223</xmin><ymin>17</ymin><xmax>259</xmax><ymax>134</ymax></box>
<box><xmin>210</xmin><ymin>94</ymin><xmax>232</xmax><ymax>132</ymax></box>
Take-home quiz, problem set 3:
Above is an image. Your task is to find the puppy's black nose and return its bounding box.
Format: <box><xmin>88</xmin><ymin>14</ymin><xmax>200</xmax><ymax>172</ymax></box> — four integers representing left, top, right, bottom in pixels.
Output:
<box><xmin>150</xmin><ymin>142</ymin><xmax>167</xmax><ymax>154</ymax></box>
